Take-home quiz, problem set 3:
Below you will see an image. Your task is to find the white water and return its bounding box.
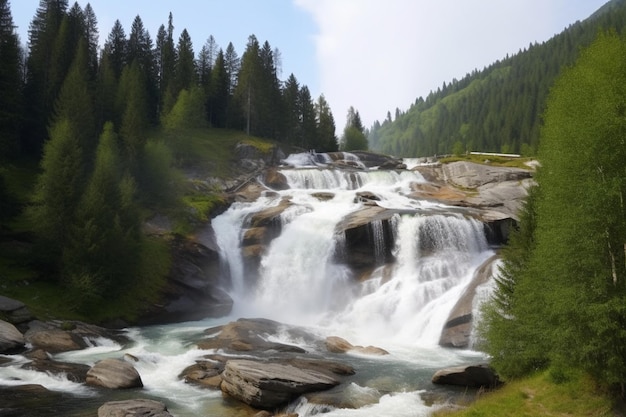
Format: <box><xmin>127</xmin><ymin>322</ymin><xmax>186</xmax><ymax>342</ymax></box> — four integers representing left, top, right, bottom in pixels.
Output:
<box><xmin>1</xmin><ymin>151</ymin><xmax>497</xmax><ymax>416</ymax></box>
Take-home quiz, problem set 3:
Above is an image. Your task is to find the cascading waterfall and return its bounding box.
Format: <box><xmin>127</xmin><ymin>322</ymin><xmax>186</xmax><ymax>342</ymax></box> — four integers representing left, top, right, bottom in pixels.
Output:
<box><xmin>1</xmin><ymin>151</ymin><xmax>499</xmax><ymax>417</ymax></box>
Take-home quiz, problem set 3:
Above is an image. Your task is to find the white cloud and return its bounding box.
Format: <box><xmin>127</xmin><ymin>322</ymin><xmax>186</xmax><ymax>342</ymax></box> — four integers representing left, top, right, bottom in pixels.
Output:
<box><xmin>295</xmin><ymin>0</ymin><xmax>606</xmax><ymax>133</ymax></box>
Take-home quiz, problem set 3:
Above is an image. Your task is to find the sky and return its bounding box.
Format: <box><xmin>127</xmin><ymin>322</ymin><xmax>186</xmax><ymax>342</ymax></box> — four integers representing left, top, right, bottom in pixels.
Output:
<box><xmin>10</xmin><ymin>0</ymin><xmax>609</xmax><ymax>132</ymax></box>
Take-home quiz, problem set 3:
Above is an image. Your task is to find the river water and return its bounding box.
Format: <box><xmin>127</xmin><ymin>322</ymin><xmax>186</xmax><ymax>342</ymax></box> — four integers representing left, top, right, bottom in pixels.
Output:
<box><xmin>0</xmin><ymin>152</ymin><xmax>496</xmax><ymax>416</ymax></box>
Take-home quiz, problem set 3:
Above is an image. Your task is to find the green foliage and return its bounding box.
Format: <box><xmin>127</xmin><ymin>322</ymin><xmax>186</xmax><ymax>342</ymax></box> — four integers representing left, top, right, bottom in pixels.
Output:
<box><xmin>29</xmin><ymin>118</ymin><xmax>84</xmax><ymax>255</ymax></box>
<box><xmin>341</xmin><ymin>126</ymin><xmax>368</xmax><ymax>151</ymax></box>
<box><xmin>452</xmin><ymin>140</ymin><xmax>464</xmax><ymax>156</ymax></box>
<box><xmin>63</xmin><ymin>123</ymin><xmax>141</xmax><ymax>309</ymax></box>
<box><xmin>162</xmin><ymin>87</ymin><xmax>207</xmax><ymax>131</ymax></box>
<box><xmin>481</xmin><ymin>31</ymin><xmax>626</xmax><ymax>389</ymax></box>
<box><xmin>433</xmin><ymin>370</ymin><xmax>613</xmax><ymax>417</ymax></box>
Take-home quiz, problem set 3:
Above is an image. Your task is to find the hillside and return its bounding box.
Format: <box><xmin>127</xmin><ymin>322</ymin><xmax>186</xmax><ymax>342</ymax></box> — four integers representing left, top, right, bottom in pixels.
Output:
<box><xmin>369</xmin><ymin>0</ymin><xmax>626</xmax><ymax>157</ymax></box>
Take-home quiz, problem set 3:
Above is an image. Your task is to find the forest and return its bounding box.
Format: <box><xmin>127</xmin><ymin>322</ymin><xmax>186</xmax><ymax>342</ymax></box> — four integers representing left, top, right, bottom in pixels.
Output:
<box><xmin>0</xmin><ymin>0</ymin><xmax>370</xmax><ymax>315</ymax></box>
<box><xmin>368</xmin><ymin>0</ymin><xmax>626</xmax><ymax>157</ymax></box>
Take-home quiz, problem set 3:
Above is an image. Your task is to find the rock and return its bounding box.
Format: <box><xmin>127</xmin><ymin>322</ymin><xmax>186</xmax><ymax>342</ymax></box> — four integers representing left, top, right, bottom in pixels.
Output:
<box><xmin>442</xmin><ymin>161</ymin><xmax>532</xmax><ymax>189</ymax></box>
<box><xmin>137</xmin><ymin>234</ymin><xmax>233</xmax><ymax>325</ymax></box>
<box><xmin>440</xmin><ymin>255</ymin><xmax>498</xmax><ymax>348</ymax></box>
<box><xmin>263</xmin><ymin>168</ymin><xmax>289</xmax><ymax>190</ymax></box>
<box><xmin>25</xmin><ymin>329</ymin><xmax>85</xmax><ymax>353</ymax></box>
<box><xmin>179</xmin><ymin>360</ymin><xmax>224</xmax><ymax>389</ymax></box>
<box><xmin>22</xmin><ymin>358</ymin><xmax>90</xmax><ymax>383</ymax></box>
<box><xmin>432</xmin><ymin>364</ymin><xmax>502</xmax><ymax>388</ymax></box>
<box><xmin>98</xmin><ymin>399</ymin><xmax>173</xmax><ymax>417</ymax></box>
<box><xmin>0</xmin><ymin>384</ymin><xmax>64</xmax><ymax>414</ymax></box>
<box><xmin>221</xmin><ymin>359</ymin><xmax>340</xmax><ymax>410</ymax></box>
<box><xmin>196</xmin><ymin>318</ymin><xmax>307</xmax><ymax>353</ymax></box>
<box><xmin>86</xmin><ymin>358</ymin><xmax>143</xmax><ymax>389</ymax></box>
<box><xmin>325</xmin><ymin>336</ymin><xmax>389</xmax><ymax>356</ymax></box>
<box><xmin>0</xmin><ymin>320</ymin><xmax>24</xmax><ymax>353</ymax></box>
<box><xmin>0</xmin><ymin>296</ymin><xmax>33</xmax><ymax>325</ymax></box>
<box><xmin>24</xmin><ymin>320</ymin><xmax>127</xmax><ymax>353</ymax></box>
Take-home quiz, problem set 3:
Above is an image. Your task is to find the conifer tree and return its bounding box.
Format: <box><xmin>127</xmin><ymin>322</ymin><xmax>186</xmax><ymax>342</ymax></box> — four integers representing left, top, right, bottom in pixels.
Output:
<box><xmin>64</xmin><ymin>122</ymin><xmax>140</xmax><ymax>303</ymax></box>
<box><xmin>207</xmin><ymin>49</ymin><xmax>229</xmax><ymax>127</ymax></box>
<box><xmin>316</xmin><ymin>94</ymin><xmax>338</xmax><ymax>152</ymax></box>
<box><xmin>0</xmin><ymin>0</ymin><xmax>23</xmax><ymax>158</ymax></box>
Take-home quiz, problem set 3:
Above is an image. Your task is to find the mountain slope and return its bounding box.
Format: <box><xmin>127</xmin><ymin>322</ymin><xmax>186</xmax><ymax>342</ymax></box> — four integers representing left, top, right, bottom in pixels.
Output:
<box><xmin>369</xmin><ymin>0</ymin><xmax>626</xmax><ymax>157</ymax></box>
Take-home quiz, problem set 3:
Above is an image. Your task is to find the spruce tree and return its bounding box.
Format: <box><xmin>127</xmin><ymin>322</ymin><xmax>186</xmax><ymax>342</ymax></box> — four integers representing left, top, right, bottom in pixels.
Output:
<box><xmin>0</xmin><ymin>0</ymin><xmax>22</xmax><ymax>158</ymax></box>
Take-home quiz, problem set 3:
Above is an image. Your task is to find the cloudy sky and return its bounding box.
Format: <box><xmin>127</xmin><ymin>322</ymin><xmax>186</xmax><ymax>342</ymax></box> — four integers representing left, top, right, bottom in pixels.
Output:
<box><xmin>11</xmin><ymin>0</ymin><xmax>608</xmax><ymax>131</ymax></box>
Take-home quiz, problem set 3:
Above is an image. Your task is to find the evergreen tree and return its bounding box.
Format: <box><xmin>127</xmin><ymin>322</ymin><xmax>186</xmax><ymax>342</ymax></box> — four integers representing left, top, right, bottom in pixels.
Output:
<box><xmin>54</xmin><ymin>39</ymin><xmax>96</xmax><ymax>164</ymax></box>
<box><xmin>207</xmin><ymin>49</ymin><xmax>228</xmax><ymax>127</ymax></box>
<box><xmin>299</xmin><ymin>85</ymin><xmax>316</xmax><ymax>149</ymax></box>
<box><xmin>175</xmin><ymin>28</ymin><xmax>196</xmax><ymax>93</ymax></box>
<box><xmin>103</xmin><ymin>19</ymin><xmax>126</xmax><ymax>79</ymax></box>
<box><xmin>315</xmin><ymin>94</ymin><xmax>338</xmax><ymax>152</ymax></box>
<box><xmin>118</xmin><ymin>60</ymin><xmax>149</xmax><ymax>162</ymax></box>
<box><xmin>22</xmin><ymin>0</ymin><xmax>68</xmax><ymax>154</ymax></box>
<box><xmin>341</xmin><ymin>106</ymin><xmax>368</xmax><ymax>150</ymax></box>
<box><xmin>82</xmin><ymin>3</ymin><xmax>98</xmax><ymax>75</ymax></box>
<box><xmin>0</xmin><ymin>0</ymin><xmax>23</xmax><ymax>158</ymax></box>
<box><xmin>282</xmin><ymin>73</ymin><xmax>300</xmax><ymax>145</ymax></box>
<box><xmin>64</xmin><ymin>122</ymin><xmax>140</xmax><ymax>304</ymax></box>
<box><xmin>29</xmin><ymin>118</ymin><xmax>84</xmax><ymax>263</ymax></box>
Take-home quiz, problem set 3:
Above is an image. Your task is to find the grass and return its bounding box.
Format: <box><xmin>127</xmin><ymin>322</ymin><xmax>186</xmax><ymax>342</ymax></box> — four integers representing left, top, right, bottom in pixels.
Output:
<box><xmin>439</xmin><ymin>153</ymin><xmax>535</xmax><ymax>170</ymax></box>
<box><xmin>433</xmin><ymin>370</ymin><xmax>616</xmax><ymax>417</ymax></box>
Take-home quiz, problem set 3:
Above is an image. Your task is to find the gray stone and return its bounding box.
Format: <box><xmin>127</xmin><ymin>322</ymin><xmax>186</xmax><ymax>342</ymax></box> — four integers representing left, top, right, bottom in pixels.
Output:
<box><xmin>98</xmin><ymin>399</ymin><xmax>172</xmax><ymax>417</ymax></box>
<box><xmin>0</xmin><ymin>296</ymin><xmax>32</xmax><ymax>325</ymax></box>
<box><xmin>432</xmin><ymin>364</ymin><xmax>502</xmax><ymax>388</ymax></box>
<box><xmin>0</xmin><ymin>320</ymin><xmax>24</xmax><ymax>353</ymax></box>
<box><xmin>86</xmin><ymin>358</ymin><xmax>143</xmax><ymax>389</ymax></box>
<box><xmin>221</xmin><ymin>359</ymin><xmax>340</xmax><ymax>409</ymax></box>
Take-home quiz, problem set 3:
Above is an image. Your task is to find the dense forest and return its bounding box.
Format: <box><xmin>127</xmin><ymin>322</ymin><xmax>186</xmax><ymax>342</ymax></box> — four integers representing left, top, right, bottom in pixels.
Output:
<box><xmin>368</xmin><ymin>0</ymin><xmax>626</xmax><ymax>157</ymax></box>
<box><xmin>0</xmin><ymin>0</ymin><xmax>355</xmax><ymax>314</ymax></box>
<box><xmin>481</xmin><ymin>29</ymin><xmax>626</xmax><ymax>396</ymax></box>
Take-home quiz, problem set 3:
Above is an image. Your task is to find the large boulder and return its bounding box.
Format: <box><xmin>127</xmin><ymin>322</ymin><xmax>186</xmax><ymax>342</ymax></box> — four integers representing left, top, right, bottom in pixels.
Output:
<box><xmin>220</xmin><ymin>359</ymin><xmax>340</xmax><ymax>409</ymax></box>
<box><xmin>442</xmin><ymin>161</ymin><xmax>532</xmax><ymax>189</ymax></box>
<box><xmin>0</xmin><ymin>320</ymin><xmax>24</xmax><ymax>353</ymax></box>
<box><xmin>98</xmin><ymin>399</ymin><xmax>173</xmax><ymax>417</ymax></box>
<box><xmin>22</xmin><ymin>358</ymin><xmax>90</xmax><ymax>383</ymax></box>
<box><xmin>196</xmin><ymin>318</ymin><xmax>306</xmax><ymax>353</ymax></box>
<box><xmin>24</xmin><ymin>320</ymin><xmax>127</xmax><ymax>353</ymax></box>
<box><xmin>86</xmin><ymin>358</ymin><xmax>143</xmax><ymax>389</ymax></box>
<box><xmin>0</xmin><ymin>296</ymin><xmax>33</xmax><ymax>325</ymax></box>
<box><xmin>432</xmin><ymin>364</ymin><xmax>502</xmax><ymax>389</ymax></box>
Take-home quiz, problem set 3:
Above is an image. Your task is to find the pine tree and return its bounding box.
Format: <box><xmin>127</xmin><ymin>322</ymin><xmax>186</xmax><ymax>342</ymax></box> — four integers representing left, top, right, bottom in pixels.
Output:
<box><xmin>207</xmin><ymin>49</ymin><xmax>228</xmax><ymax>127</ymax></box>
<box><xmin>64</xmin><ymin>122</ymin><xmax>140</xmax><ymax>304</ymax></box>
<box><xmin>316</xmin><ymin>94</ymin><xmax>337</xmax><ymax>152</ymax></box>
<box><xmin>175</xmin><ymin>28</ymin><xmax>196</xmax><ymax>93</ymax></box>
<box><xmin>29</xmin><ymin>118</ymin><xmax>84</xmax><ymax>262</ymax></box>
<box><xmin>22</xmin><ymin>0</ymin><xmax>68</xmax><ymax>154</ymax></box>
<box><xmin>118</xmin><ymin>60</ymin><xmax>149</xmax><ymax>162</ymax></box>
<box><xmin>0</xmin><ymin>0</ymin><xmax>23</xmax><ymax>158</ymax></box>
<box><xmin>103</xmin><ymin>19</ymin><xmax>126</xmax><ymax>79</ymax></box>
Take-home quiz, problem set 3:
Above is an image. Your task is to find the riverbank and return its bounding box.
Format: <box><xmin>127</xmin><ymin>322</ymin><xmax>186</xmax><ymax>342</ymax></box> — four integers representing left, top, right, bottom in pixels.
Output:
<box><xmin>433</xmin><ymin>369</ymin><xmax>618</xmax><ymax>416</ymax></box>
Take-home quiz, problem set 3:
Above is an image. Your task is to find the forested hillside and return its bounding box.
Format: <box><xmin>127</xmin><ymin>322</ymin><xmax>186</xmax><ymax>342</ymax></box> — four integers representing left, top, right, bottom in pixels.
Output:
<box><xmin>0</xmin><ymin>0</ymin><xmax>340</xmax><ymax>318</ymax></box>
<box><xmin>369</xmin><ymin>0</ymin><xmax>626</xmax><ymax>157</ymax></box>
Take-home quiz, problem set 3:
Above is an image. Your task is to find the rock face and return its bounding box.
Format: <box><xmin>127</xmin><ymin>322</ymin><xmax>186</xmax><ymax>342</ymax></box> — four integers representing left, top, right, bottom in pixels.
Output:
<box><xmin>432</xmin><ymin>364</ymin><xmax>502</xmax><ymax>388</ymax></box>
<box><xmin>439</xmin><ymin>255</ymin><xmax>498</xmax><ymax>348</ymax></box>
<box><xmin>98</xmin><ymin>399</ymin><xmax>173</xmax><ymax>417</ymax></box>
<box><xmin>86</xmin><ymin>358</ymin><xmax>143</xmax><ymax>389</ymax></box>
<box><xmin>220</xmin><ymin>359</ymin><xmax>340</xmax><ymax>410</ymax></box>
<box><xmin>0</xmin><ymin>319</ymin><xmax>25</xmax><ymax>353</ymax></box>
<box><xmin>138</xmin><ymin>234</ymin><xmax>233</xmax><ymax>325</ymax></box>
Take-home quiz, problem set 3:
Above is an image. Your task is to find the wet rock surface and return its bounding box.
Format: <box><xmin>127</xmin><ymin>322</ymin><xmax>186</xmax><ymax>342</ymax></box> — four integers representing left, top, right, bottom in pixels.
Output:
<box><xmin>86</xmin><ymin>358</ymin><xmax>143</xmax><ymax>389</ymax></box>
<box><xmin>432</xmin><ymin>364</ymin><xmax>502</xmax><ymax>388</ymax></box>
<box><xmin>98</xmin><ymin>399</ymin><xmax>173</xmax><ymax>417</ymax></box>
<box><xmin>220</xmin><ymin>359</ymin><xmax>341</xmax><ymax>410</ymax></box>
